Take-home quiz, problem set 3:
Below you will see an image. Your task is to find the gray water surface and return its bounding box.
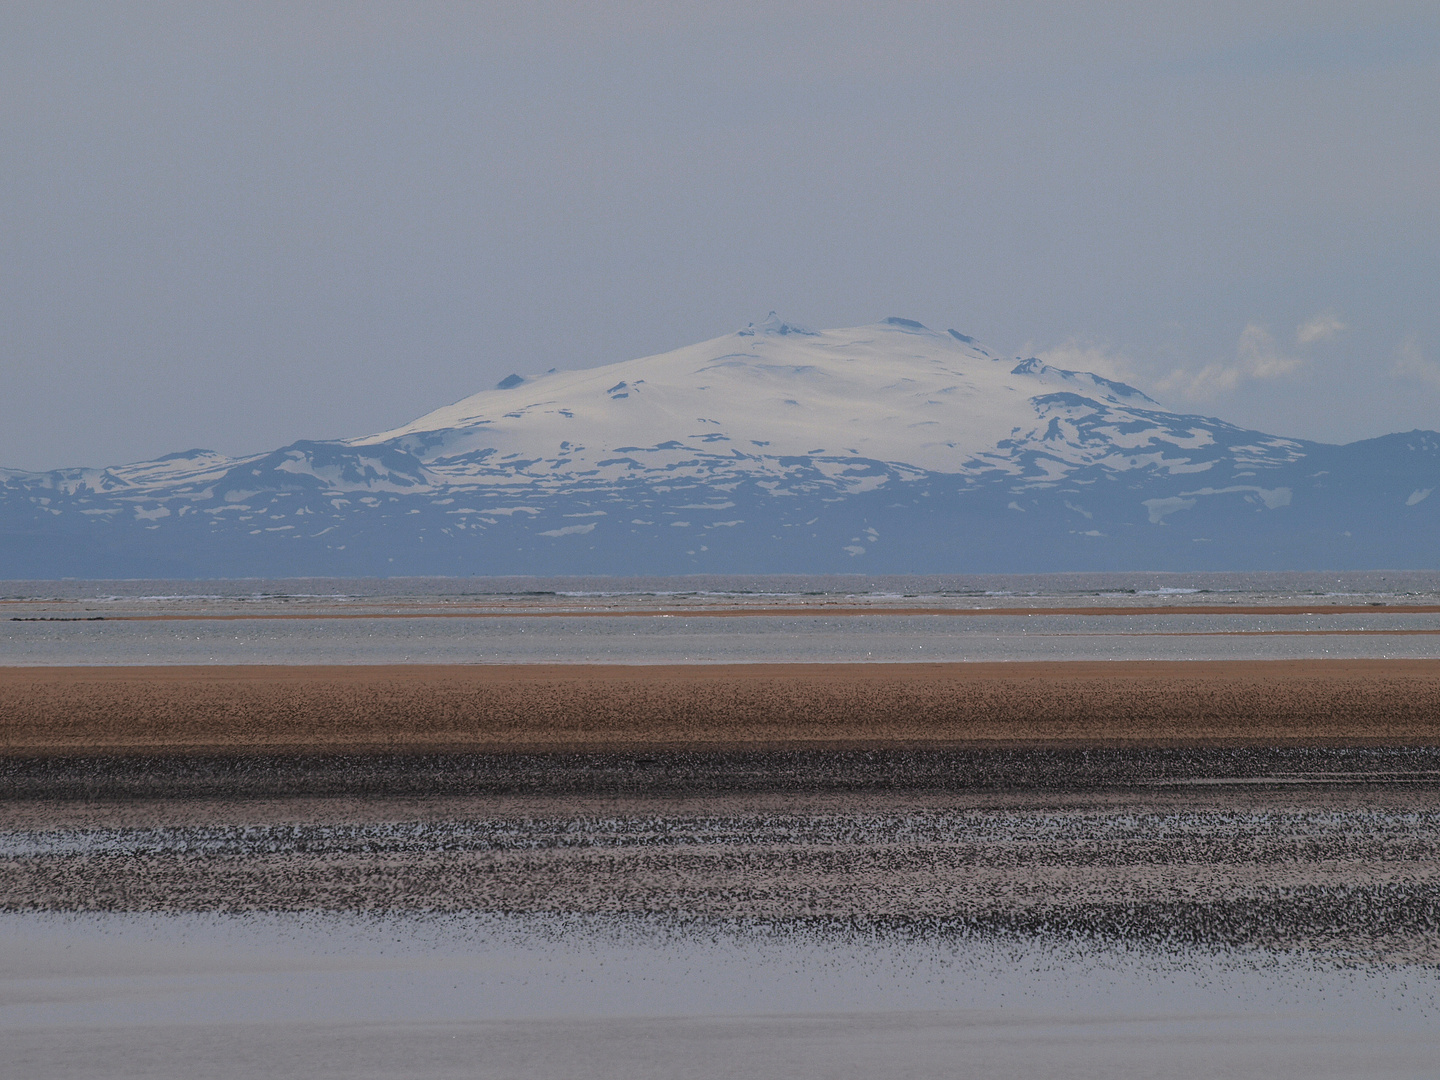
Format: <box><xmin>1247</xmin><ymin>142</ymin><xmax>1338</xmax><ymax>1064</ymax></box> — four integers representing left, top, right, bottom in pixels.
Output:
<box><xmin>6</xmin><ymin>611</ymin><xmax>1440</xmax><ymax>665</ymax></box>
<box><xmin>3</xmin><ymin>909</ymin><xmax>1437</xmax><ymax>1080</ymax></box>
<box><xmin>7</xmin><ymin>571</ymin><xmax>1439</xmax><ymax>665</ymax></box>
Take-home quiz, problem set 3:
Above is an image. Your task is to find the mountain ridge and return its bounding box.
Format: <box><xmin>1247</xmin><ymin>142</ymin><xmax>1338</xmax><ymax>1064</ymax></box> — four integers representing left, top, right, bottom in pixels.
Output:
<box><xmin>2</xmin><ymin>316</ymin><xmax>1435</xmax><ymax>576</ymax></box>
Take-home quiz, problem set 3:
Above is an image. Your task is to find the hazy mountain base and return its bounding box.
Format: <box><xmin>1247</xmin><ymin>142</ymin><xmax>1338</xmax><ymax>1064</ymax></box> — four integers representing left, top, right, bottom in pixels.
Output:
<box><xmin>3</xmin><ymin>430</ymin><xmax>1436</xmax><ymax>577</ymax></box>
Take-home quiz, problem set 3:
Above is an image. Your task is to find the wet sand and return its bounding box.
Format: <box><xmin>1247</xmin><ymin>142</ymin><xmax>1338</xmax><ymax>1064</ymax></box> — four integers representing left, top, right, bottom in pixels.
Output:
<box><xmin>4</xmin><ymin>660</ymin><xmax>1440</xmax><ymax>758</ymax></box>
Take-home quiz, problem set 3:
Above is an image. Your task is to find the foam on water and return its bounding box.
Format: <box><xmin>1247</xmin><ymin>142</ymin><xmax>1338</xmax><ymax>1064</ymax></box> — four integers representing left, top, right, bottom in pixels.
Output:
<box><xmin>6</xmin><ymin>570</ymin><xmax>1440</xmax><ymax>603</ymax></box>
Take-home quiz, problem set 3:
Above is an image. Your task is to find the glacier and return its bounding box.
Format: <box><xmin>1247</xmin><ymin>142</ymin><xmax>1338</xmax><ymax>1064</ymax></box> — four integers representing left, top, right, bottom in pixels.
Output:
<box><xmin>2</xmin><ymin>315</ymin><xmax>1437</xmax><ymax>577</ymax></box>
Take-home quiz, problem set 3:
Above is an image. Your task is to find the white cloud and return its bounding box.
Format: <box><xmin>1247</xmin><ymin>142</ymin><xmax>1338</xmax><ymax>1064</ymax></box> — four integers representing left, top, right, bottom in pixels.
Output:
<box><xmin>1031</xmin><ymin>339</ymin><xmax>1137</xmax><ymax>383</ymax></box>
<box><xmin>1156</xmin><ymin>322</ymin><xmax>1305</xmax><ymax>401</ymax></box>
<box><xmin>1237</xmin><ymin>322</ymin><xmax>1305</xmax><ymax>379</ymax></box>
<box><xmin>1296</xmin><ymin>312</ymin><xmax>1347</xmax><ymax>346</ymax></box>
<box><xmin>1035</xmin><ymin>317</ymin><xmax>1347</xmax><ymax>407</ymax></box>
<box><xmin>1155</xmin><ymin>362</ymin><xmax>1241</xmax><ymax>399</ymax></box>
<box><xmin>1392</xmin><ymin>335</ymin><xmax>1440</xmax><ymax>388</ymax></box>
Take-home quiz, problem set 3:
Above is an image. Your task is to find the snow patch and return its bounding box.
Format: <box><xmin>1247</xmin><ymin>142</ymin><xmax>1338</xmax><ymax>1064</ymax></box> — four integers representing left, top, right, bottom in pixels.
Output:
<box><xmin>1145</xmin><ymin>485</ymin><xmax>1291</xmax><ymax>524</ymax></box>
<box><xmin>1182</xmin><ymin>485</ymin><xmax>1292</xmax><ymax>509</ymax></box>
<box><xmin>1143</xmin><ymin>497</ymin><xmax>1197</xmax><ymax>524</ymax></box>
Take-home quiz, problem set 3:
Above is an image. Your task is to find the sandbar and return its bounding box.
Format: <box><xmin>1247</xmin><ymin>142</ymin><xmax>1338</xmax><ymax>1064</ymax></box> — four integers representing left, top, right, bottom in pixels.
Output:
<box><xmin>4</xmin><ymin>660</ymin><xmax>1440</xmax><ymax>756</ymax></box>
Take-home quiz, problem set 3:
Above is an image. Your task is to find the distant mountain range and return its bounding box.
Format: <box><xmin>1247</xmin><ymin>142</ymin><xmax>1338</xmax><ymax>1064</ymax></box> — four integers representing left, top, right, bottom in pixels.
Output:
<box><xmin>3</xmin><ymin>315</ymin><xmax>1436</xmax><ymax>577</ymax></box>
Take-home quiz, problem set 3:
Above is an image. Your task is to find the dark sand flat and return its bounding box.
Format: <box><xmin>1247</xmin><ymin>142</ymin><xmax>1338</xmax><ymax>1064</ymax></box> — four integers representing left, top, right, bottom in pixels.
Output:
<box><xmin>4</xmin><ymin>660</ymin><xmax>1440</xmax><ymax>756</ymax></box>
<box><xmin>6</xmin><ymin>788</ymin><xmax>1438</xmax><ymax>963</ymax></box>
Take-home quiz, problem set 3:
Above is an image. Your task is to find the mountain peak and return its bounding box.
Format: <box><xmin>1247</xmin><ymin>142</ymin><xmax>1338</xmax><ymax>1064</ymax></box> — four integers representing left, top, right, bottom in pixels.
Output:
<box><xmin>738</xmin><ymin>312</ymin><xmax>818</xmax><ymax>338</ymax></box>
<box><xmin>1009</xmin><ymin>358</ymin><xmax>1159</xmax><ymax>406</ymax></box>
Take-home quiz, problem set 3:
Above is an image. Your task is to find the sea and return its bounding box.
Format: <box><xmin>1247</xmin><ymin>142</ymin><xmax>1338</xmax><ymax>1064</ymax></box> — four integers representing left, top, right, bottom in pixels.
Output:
<box><xmin>5</xmin><ymin>570</ymin><xmax>1440</xmax><ymax>665</ymax></box>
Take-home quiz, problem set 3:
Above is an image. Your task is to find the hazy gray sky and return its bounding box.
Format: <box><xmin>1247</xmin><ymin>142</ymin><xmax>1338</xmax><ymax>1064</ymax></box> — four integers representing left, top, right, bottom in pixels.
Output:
<box><xmin>3</xmin><ymin>2</ymin><xmax>1438</xmax><ymax>470</ymax></box>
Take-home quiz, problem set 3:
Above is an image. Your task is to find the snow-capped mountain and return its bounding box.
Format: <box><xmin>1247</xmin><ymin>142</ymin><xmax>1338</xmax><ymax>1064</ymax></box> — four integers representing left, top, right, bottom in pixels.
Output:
<box><xmin>3</xmin><ymin>315</ymin><xmax>1437</xmax><ymax>576</ymax></box>
<box><xmin>358</xmin><ymin>314</ymin><xmax>1165</xmax><ymax>482</ymax></box>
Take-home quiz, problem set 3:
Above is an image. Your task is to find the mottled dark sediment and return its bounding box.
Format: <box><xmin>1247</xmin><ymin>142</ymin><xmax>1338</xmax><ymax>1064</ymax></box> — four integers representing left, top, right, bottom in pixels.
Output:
<box><xmin>4</xmin><ymin>788</ymin><xmax>1438</xmax><ymax>961</ymax></box>
<box><xmin>5</xmin><ymin>745</ymin><xmax>1440</xmax><ymax>799</ymax></box>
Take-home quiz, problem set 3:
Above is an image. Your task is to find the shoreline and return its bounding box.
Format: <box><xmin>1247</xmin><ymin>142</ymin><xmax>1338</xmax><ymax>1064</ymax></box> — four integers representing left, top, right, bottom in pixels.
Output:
<box><xmin>10</xmin><ymin>602</ymin><xmax>1440</xmax><ymax>621</ymax></box>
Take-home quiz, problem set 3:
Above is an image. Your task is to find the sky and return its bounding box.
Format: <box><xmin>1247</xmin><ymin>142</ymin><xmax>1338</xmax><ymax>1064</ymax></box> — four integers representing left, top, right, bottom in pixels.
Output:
<box><xmin>2</xmin><ymin>2</ymin><xmax>1438</xmax><ymax>471</ymax></box>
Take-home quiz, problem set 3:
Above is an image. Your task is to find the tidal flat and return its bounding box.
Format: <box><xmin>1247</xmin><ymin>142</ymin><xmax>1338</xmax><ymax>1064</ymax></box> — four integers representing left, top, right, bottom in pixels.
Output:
<box><xmin>3</xmin><ymin>575</ymin><xmax>1439</xmax><ymax>1078</ymax></box>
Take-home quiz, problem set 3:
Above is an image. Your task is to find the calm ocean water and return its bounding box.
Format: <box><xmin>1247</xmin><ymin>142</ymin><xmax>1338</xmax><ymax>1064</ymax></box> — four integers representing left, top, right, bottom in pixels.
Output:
<box><xmin>4</xmin><ymin>909</ymin><xmax>1437</xmax><ymax>1080</ymax></box>
<box><xmin>5</xmin><ymin>571</ymin><xmax>1440</xmax><ymax>664</ymax></box>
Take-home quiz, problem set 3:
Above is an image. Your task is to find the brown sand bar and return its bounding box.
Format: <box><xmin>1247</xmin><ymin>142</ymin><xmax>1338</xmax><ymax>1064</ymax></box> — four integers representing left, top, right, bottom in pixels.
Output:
<box><xmin>4</xmin><ymin>660</ymin><xmax>1440</xmax><ymax>757</ymax></box>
